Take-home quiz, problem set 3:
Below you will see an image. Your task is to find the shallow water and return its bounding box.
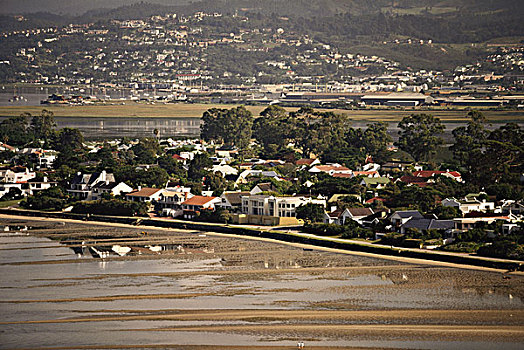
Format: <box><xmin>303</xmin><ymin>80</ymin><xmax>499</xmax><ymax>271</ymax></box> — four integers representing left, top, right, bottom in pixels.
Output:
<box><xmin>0</xmin><ymin>226</ymin><xmax>523</xmax><ymax>349</ymax></box>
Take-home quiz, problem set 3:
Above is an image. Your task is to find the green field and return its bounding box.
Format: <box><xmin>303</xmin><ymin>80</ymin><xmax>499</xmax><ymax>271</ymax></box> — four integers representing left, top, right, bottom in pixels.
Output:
<box><xmin>0</xmin><ymin>103</ymin><xmax>523</xmax><ymax>122</ymax></box>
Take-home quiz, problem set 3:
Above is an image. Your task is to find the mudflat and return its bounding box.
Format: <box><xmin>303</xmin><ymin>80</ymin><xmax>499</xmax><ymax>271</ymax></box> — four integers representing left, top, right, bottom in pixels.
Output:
<box><xmin>1</xmin><ymin>216</ymin><xmax>523</xmax><ymax>349</ymax></box>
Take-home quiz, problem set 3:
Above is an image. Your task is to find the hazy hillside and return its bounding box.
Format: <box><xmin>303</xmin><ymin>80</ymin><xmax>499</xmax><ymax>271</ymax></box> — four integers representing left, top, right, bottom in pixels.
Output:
<box><xmin>0</xmin><ymin>0</ymin><xmax>190</xmax><ymax>15</ymax></box>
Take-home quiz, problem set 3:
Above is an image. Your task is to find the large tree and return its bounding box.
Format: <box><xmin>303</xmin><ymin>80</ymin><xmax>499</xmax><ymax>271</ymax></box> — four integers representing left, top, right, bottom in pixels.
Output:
<box><xmin>0</xmin><ymin>113</ymin><xmax>32</xmax><ymax>146</ymax></box>
<box><xmin>451</xmin><ymin>111</ymin><xmax>490</xmax><ymax>173</ymax></box>
<box><xmin>200</xmin><ymin>106</ymin><xmax>253</xmax><ymax>150</ymax></box>
<box><xmin>253</xmin><ymin>108</ymin><xmax>291</xmax><ymax>157</ymax></box>
<box><xmin>31</xmin><ymin>109</ymin><xmax>56</xmax><ymax>146</ymax></box>
<box><xmin>296</xmin><ymin>203</ymin><xmax>325</xmax><ymax>224</ymax></box>
<box><xmin>396</xmin><ymin>114</ymin><xmax>445</xmax><ymax>162</ymax></box>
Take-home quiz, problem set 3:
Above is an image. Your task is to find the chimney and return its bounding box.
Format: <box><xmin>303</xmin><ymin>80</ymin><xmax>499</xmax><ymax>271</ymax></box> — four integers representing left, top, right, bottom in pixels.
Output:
<box><xmin>138</xmin><ymin>186</ymin><xmax>142</xmax><ymax>191</ymax></box>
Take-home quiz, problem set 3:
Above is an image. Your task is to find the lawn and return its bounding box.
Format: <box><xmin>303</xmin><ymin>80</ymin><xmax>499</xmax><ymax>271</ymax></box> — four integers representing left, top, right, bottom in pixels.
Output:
<box><xmin>0</xmin><ymin>103</ymin><xmax>522</xmax><ymax>122</ymax></box>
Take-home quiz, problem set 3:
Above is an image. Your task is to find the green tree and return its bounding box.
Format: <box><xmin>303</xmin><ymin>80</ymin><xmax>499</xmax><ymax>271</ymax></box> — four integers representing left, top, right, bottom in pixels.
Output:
<box><xmin>200</xmin><ymin>106</ymin><xmax>254</xmax><ymax>150</ymax></box>
<box><xmin>396</xmin><ymin>114</ymin><xmax>445</xmax><ymax>161</ymax></box>
<box><xmin>31</xmin><ymin>109</ymin><xmax>56</xmax><ymax>146</ymax></box>
<box><xmin>188</xmin><ymin>153</ymin><xmax>212</xmax><ymax>181</ymax></box>
<box><xmin>361</xmin><ymin>122</ymin><xmax>392</xmax><ymax>163</ymax></box>
<box><xmin>158</xmin><ymin>155</ymin><xmax>187</xmax><ymax>179</ymax></box>
<box><xmin>296</xmin><ymin>203</ymin><xmax>325</xmax><ymax>224</ymax></box>
<box><xmin>0</xmin><ymin>113</ymin><xmax>32</xmax><ymax>146</ymax></box>
<box><xmin>55</xmin><ymin>128</ymin><xmax>84</xmax><ymax>152</ymax></box>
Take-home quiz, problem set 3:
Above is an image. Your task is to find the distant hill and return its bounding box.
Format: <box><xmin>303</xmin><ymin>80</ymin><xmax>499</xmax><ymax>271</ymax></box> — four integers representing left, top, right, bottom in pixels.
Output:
<box><xmin>0</xmin><ymin>0</ymin><xmax>190</xmax><ymax>16</ymax></box>
<box><xmin>1</xmin><ymin>0</ymin><xmax>522</xmax><ymax>71</ymax></box>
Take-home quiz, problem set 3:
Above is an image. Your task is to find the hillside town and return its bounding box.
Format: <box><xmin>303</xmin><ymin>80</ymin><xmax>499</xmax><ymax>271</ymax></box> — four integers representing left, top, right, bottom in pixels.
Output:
<box><xmin>1</xmin><ymin>106</ymin><xmax>522</xmax><ymax>261</ymax></box>
<box><xmin>2</xmin><ymin>11</ymin><xmax>523</xmax><ymax>108</ymax></box>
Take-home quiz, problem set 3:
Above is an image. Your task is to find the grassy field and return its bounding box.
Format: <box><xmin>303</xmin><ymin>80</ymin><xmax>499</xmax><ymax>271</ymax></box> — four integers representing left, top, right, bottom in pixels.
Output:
<box><xmin>0</xmin><ymin>103</ymin><xmax>523</xmax><ymax>122</ymax></box>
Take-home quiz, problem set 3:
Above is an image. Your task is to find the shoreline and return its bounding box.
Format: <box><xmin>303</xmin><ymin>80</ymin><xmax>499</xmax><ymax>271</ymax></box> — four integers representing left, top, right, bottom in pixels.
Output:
<box><xmin>1</xmin><ymin>212</ymin><xmax>522</xmax><ymax>275</ymax></box>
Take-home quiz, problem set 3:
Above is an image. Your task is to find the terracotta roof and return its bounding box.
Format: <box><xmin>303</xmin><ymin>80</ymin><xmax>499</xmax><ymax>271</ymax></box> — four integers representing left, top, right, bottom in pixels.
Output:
<box><xmin>332</xmin><ymin>173</ymin><xmax>353</xmax><ymax>178</ymax></box>
<box><xmin>365</xmin><ymin>197</ymin><xmax>385</xmax><ymax>204</ymax></box>
<box><xmin>182</xmin><ymin>195</ymin><xmax>217</xmax><ymax>206</ymax></box>
<box><xmin>296</xmin><ymin>158</ymin><xmax>316</xmax><ymax>166</ymax></box>
<box><xmin>413</xmin><ymin>170</ymin><xmax>461</xmax><ymax>178</ymax></box>
<box><xmin>353</xmin><ymin>171</ymin><xmax>378</xmax><ymax>177</ymax></box>
<box><xmin>127</xmin><ymin>188</ymin><xmax>162</xmax><ymax>197</ymax></box>
<box><xmin>313</xmin><ymin>165</ymin><xmax>350</xmax><ymax>172</ymax></box>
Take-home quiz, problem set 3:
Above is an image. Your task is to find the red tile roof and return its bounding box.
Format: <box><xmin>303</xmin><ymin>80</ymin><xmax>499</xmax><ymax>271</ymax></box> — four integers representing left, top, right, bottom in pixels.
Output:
<box><xmin>296</xmin><ymin>158</ymin><xmax>316</xmax><ymax>166</ymax></box>
<box><xmin>182</xmin><ymin>195</ymin><xmax>217</xmax><ymax>206</ymax></box>
<box><xmin>332</xmin><ymin>173</ymin><xmax>353</xmax><ymax>178</ymax></box>
<box><xmin>413</xmin><ymin>170</ymin><xmax>461</xmax><ymax>178</ymax></box>
<box><xmin>126</xmin><ymin>188</ymin><xmax>162</xmax><ymax>197</ymax></box>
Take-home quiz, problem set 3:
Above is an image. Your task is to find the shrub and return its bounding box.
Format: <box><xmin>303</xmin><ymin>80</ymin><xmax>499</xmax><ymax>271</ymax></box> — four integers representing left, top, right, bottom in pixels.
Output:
<box><xmin>72</xmin><ymin>199</ymin><xmax>148</xmax><ymax>217</ymax></box>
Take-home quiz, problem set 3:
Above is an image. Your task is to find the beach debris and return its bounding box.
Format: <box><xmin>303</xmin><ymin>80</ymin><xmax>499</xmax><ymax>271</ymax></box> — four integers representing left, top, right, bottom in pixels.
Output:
<box><xmin>112</xmin><ymin>245</ymin><xmax>132</xmax><ymax>256</ymax></box>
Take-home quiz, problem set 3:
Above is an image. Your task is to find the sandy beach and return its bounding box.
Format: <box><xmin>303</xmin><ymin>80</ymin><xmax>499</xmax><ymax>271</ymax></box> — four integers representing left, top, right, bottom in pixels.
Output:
<box><xmin>1</xmin><ymin>216</ymin><xmax>523</xmax><ymax>349</ymax></box>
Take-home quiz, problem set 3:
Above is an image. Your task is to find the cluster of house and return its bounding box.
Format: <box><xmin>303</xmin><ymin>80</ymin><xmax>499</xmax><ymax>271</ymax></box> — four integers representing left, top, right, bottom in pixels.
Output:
<box><xmin>0</xmin><ymin>143</ymin><xmax>59</xmax><ymax>199</ymax></box>
<box><xmin>1</xmin><ymin>138</ymin><xmax>522</xmax><ymax>242</ymax></box>
<box><xmin>9</xmin><ymin>8</ymin><xmax>521</xmax><ymax>99</ymax></box>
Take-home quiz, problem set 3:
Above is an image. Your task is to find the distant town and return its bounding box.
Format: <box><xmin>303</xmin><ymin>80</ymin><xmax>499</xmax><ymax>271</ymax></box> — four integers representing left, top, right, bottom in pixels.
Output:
<box><xmin>1</xmin><ymin>10</ymin><xmax>523</xmax><ymax>108</ymax></box>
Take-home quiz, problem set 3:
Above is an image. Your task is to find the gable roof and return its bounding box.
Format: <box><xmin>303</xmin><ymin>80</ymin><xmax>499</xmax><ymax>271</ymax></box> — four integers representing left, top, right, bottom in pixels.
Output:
<box><xmin>391</xmin><ymin>210</ymin><xmax>424</xmax><ymax>219</ymax></box>
<box><xmin>296</xmin><ymin>158</ymin><xmax>317</xmax><ymax>166</ymax></box>
<box><xmin>254</xmin><ymin>182</ymin><xmax>278</xmax><ymax>193</ymax></box>
<box><xmin>126</xmin><ymin>188</ymin><xmax>162</xmax><ymax>197</ymax></box>
<box><xmin>223</xmin><ymin>191</ymin><xmax>250</xmax><ymax>206</ymax></box>
<box><xmin>347</xmin><ymin>207</ymin><xmax>374</xmax><ymax>217</ymax></box>
<box><xmin>403</xmin><ymin>218</ymin><xmax>454</xmax><ymax>231</ymax></box>
<box><xmin>182</xmin><ymin>195</ymin><xmax>217</xmax><ymax>206</ymax></box>
<box><xmin>413</xmin><ymin>170</ymin><xmax>461</xmax><ymax>178</ymax></box>
<box><xmin>361</xmin><ymin>177</ymin><xmax>390</xmax><ymax>185</ymax></box>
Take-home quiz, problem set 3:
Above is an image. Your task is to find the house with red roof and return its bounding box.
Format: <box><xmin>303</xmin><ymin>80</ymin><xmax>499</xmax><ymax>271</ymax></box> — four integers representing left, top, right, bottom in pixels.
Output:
<box><xmin>413</xmin><ymin>170</ymin><xmax>462</xmax><ymax>182</ymax></box>
<box><xmin>125</xmin><ymin>187</ymin><xmax>164</xmax><ymax>202</ymax></box>
<box><xmin>309</xmin><ymin>164</ymin><xmax>352</xmax><ymax>176</ymax></box>
<box><xmin>181</xmin><ymin>195</ymin><xmax>221</xmax><ymax>219</ymax></box>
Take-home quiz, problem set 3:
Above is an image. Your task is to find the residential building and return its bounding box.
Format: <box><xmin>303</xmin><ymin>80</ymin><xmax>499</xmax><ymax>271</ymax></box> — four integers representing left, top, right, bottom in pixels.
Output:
<box><xmin>125</xmin><ymin>187</ymin><xmax>164</xmax><ymax>202</ymax></box>
<box><xmin>389</xmin><ymin>210</ymin><xmax>424</xmax><ymax>231</ymax></box>
<box><xmin>218</xmin><ymin>191</ymin><xmax>250</xmax><ymax>212</ymax></box>
<box><xmin>181</xmin><ymin>195</ymin><xmax>221</xmax><ymax>219</ymax></box>
<box><xmin>68</xmin><ymin>171</ymin><xmax>116</xmax><ymax>200</ymax></box>
<box><xmin>442</xmin><ymin>198</ymin><xmax>495</xmax><ymax>214</ymax></box>
<box><xmin>241</xmin><ymin>194</ymin><xmax>326</xmax><ymax>219</ymax></box>
<box><xmin>309</xmin><ymin>164</ymin><xmax>351</xmax><ymax>175</ymax></box>
<box><xmin>360</xmin><ymin>177</ymin><xmax>390</xmax><ymax>189</ymax></box>
<box><xmin>91</xmin><ymin>181</ymin><xmax>133</xmax><ymax>200</ymax></box>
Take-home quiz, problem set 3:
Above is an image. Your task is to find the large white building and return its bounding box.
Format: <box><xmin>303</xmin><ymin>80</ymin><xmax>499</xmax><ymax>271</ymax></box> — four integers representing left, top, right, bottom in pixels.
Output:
<box><xmin>241</xmin><ymin>194</ymin><xmax>326</xmax><ymax>218</ymax></box>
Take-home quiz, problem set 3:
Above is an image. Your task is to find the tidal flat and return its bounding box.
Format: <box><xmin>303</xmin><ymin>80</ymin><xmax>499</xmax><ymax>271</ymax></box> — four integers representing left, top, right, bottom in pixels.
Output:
<box><xmin>1</xmin><ymin>217</ymin><xmax>523</xmax><ymax>349</ymax></box>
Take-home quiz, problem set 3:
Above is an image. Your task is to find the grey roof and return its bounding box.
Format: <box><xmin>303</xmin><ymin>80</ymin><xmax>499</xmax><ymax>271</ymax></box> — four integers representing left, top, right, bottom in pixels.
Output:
<box><xmin>223</xmin><ymin>191</ymin><xmax>250</xmax><ymax>206</ymax></box>
<box><xmin>403</xmin><ymin>218</ymin><xmax>454</xmax><ymax>231</ymax></box>
<box><xmin>392</xmin><ymin>210</ymin><xmax>424</xmax><ymax>219</ymax></box>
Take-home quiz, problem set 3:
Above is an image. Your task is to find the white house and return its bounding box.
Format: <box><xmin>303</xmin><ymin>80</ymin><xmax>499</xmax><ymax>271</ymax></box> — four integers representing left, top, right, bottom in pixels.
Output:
<box><xmin>181</xmin><ymin>195</ymin><xmax>221</xmax><ymax>219</ymax></box>
<box><xmin>68</xmin><ymin>171</ymin><xmax>116</xmax><ymax>200</ymax></box>
<box><xmin>442</xmin><ymin>198</ymin><xmax>495</xmax><ymax>214</ymax></box>
<box><xmin>211</xmin><ymin>164</ymin><xmax>238</xmax><ymax>177</ymax></box>
<box><xmin>241</xmin><ymin>194</ymin><xmax>326</xmax><ymax>218</ymax></box>
<box><xmin>0</xmin><ymin>168</ymin><xmax>36</xmax><ymax>183</ymax></box>
<box><xmin>91</xmin><ymin>181</ymin><xmax>133</xmax><ymax>200</ymax></box>
<box><xmin>324</xmin><ymin>207</ymin><xmax>374</xmax><ymax>225</ymax></box>
<box><xmin>125</xmin><ymin>187</ymin><xmax>164</xmax><ymax>203</ymax></box>
<box><xmin>309</xmin><ymin>164</ymin><xmax>352</xmax><ymax>176</ymax></box>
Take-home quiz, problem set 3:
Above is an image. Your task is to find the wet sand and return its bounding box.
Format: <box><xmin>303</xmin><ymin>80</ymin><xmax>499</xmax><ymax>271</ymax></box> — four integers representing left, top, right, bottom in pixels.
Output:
<box><xmin>1</xmin><ymin>216</ymin><xmax>524</xmax><ymax>349</ymax></box>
